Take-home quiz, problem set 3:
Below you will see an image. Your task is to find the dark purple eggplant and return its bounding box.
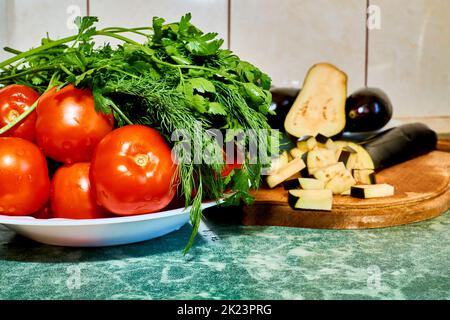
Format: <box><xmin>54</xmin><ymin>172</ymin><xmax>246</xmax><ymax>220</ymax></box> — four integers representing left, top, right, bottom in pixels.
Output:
<box><xmin>363</xmin><ymin>123</ymin><xmax>437</xmax><ymax>170</ymax></box>
<box><xmin>268</xmin><ymin>87</ymin><xmax>299</xmax><ymax>130</ymax></box>
<box><xmin>345</xmin><ymin>87</ymin><xmax>393</xmax><ymax>132</ymax></box>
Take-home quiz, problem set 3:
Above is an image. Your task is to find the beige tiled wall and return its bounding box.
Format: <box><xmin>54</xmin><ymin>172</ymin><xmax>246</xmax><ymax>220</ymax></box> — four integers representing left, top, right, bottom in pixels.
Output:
<box><xmin>368</xmin><ymin>0</ymin><xmax>450</xmax><ymax>117</ymax></box>
<box><xmin>90</xmin><ymin>0</ymin><xmax>228</xmax><ymax>46</ymax></box>
<box><xmin>0</xmin><ymin>0</ymin><xmax>449</xmax><ymax>116</ymax></box>
<box><xmin>230</xmin><ymin>0</ymin><xmax>366</xmax><ymax>95</ymax></box>
<box><xmin>0</xmin><ymin>0</ymin><xmax>86</xmax><ymax>61</ymax></box>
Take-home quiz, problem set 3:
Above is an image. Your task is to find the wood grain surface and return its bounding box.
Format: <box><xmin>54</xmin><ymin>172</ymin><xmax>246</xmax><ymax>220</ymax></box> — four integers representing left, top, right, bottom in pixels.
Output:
<box><xmin>242</xmin><ymin>151</ymin><xmax>450</xmax><ymax>229</ymax></box>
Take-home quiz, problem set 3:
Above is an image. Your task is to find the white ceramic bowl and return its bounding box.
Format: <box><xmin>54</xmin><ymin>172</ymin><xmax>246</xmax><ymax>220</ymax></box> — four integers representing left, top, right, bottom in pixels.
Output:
<box><xmin>0</xmin><ymin>201</ymin><xmax>218</xmax><ymax>247</ymax></box>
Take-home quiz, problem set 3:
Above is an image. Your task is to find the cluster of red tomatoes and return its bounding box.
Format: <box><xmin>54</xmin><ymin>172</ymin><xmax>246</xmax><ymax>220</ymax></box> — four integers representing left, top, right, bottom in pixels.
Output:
<box><xmin>0</xmin><ymin>84</ymin><xmax>177</xmax><ymax>219</ymax></box>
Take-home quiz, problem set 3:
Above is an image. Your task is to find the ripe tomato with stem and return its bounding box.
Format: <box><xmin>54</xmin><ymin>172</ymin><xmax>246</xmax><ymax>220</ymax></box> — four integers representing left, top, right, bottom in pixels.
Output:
<box><xmin>0</xmin><ymin>84</ymin><xmax>40</xmax><ymax>142</ymax></box>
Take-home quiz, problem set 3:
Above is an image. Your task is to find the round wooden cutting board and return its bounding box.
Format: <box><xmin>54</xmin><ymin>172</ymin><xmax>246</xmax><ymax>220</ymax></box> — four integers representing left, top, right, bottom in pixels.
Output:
<box><xmin>242</xmin><ymin>151</ymin><xmax>450</xmax><ymax>229</ymax></box>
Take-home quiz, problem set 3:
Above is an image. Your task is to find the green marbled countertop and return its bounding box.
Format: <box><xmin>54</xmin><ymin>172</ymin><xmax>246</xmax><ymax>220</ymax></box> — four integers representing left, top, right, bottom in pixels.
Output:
<box><xmin>0</xmin><ymin>207</ymin><xmax>449</xmax><ymax>300</ymax></box>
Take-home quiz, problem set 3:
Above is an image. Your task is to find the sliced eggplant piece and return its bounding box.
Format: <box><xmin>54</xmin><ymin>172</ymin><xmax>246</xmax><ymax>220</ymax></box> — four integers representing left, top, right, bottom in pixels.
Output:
<box><xmin>363</xmin><ymin>123</ymin><xmax>437</xmax><ymax>170</ymax></box>
<box><xmin>298</xmin><ymin>177</ymin><xmax>325</xmax><ymax>190</ymax></box>
<box><xmin>288</xmin><ymin>189</ymin><xmax>333</xmax><ymax>211</ymax></box>
<box><xmin>350</xmin><ymin>184</ymin><xmax>394</xmax><ymax>199</ymax></box>
<box><xmin>307</xmin><ymin>149</ymin><xmax>338</xmax><ymax>175</ymax></box>
<box><xmin>315</xmin><ymin>133</ymin><xmax>329</xmax><ymax>145</ymax></box>
<box><xmin>325</xmin><ymin>170</ymin><xmax>356</xmax><ymax>194</ymax></box>
<box><xmin>283</xmin><ymin>177</ymin><xmax>301</xmax><ymax>190</ymax></box>
<box><xmin>297</xmin><ymin>136</ymin><xmax>317</xmax><ymax>152</ymax></box>
<box><xmin>297</xmin><ymin>135</ymin><xmax>314</xmax><ymax>142</ymax></box>
<box><xmin>266</xmin><ymin>157</ymin><xmax>306</xmax><ymax>188</ymax></box>
<box><xmin>289</xmin><ymin>147</ymin><xmax>304</xmax><ymax>159</ymax></box>
<box><xmin>325</xmin><ymin>138</ymin><xmax>337</xmax><ymax>151</ymax></box>
<box><xmin>284</xmin><ymin>63</ymin><xmax>347</xmax><ymax>138</ymax></box>
<box><xmin>313</xmin><ymin>162</ymin><xmax>347</xmax><ymax>182</ymax></box>
<box><xmin>268</xmin><ymin>151</ymin><xmax>290</xmax><ymax>175</ymax></box>
<box><xmin>337</xmin><ymin>149</ymin><xmax>352</xmax><ymax>164</ymax></box>
<box><xmin>352</xmin><ymin>169</ymin><xmax>376</xmax><ymax>184</ymax></box>
<box><xmin>299</xmin><ymin>152</ymin><xmax>311</xmax><ymax>177</ymax></box>
<box><xmin>334</xmin><ymin>141</ymin><xmax>374</xmax><ymax>170</ymax></box>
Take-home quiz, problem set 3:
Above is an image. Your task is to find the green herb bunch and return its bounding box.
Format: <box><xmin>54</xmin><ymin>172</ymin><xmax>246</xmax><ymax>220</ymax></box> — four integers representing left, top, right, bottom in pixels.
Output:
<box><xmin>0</xmin><ymin>14</ymin><xmax>277</xmax><ymax>253</ymax></box>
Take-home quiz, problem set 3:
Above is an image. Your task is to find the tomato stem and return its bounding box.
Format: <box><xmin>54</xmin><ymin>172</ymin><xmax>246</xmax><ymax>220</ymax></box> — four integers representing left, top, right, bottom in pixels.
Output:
<box><xmin>108</xmin><ymin>100</ymin><xmax>133</xmax><ymax>125</ymax></box>
<box><xmin>0</xmin><ymin>29</ymin><xmax>141</xmax><ymax>70</ymax></box>
<box><xmin>0</xmin><ymin>99</ymin><xmax>38</xmax><ymax>135</ymax></box>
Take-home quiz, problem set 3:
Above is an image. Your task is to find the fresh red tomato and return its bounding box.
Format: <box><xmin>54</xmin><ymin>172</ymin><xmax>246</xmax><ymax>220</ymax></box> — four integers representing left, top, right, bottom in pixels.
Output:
<box><xmin>221</xmin><ymin>161</ymin><xmax>242</xmax><ymax>178</ymax></box>
<box><xmin>0</xmin><ymin>137</ymin><xmax>50</xmax><ymax>216</ymax></box>
<box><xmin>221</xmin><ymin>148</ymin><xmax>243</xmax><ymax>177</ymax></box>
<box><xmin>32</xmin><ymin>202</ymin><xmax>52</xmax><ymax>219</ymax></box>
<box><xmin>50</xmin><ymin>162</ymin><xmax>109</xmax><ymax>219</ymax></box>
<box><xmin>0</xmin><ymin>84</ymin><xmax>40</xmax><ymax>142</ymax></box>
<box><xmin>35</xmin><ymin>84</ymin><xmax>114</xmax><ymax>164</ymax></box>
<box><xmin>90</xmin><ymin>125</ymin><xmax>178</xmax><ymax>215</ymax></box>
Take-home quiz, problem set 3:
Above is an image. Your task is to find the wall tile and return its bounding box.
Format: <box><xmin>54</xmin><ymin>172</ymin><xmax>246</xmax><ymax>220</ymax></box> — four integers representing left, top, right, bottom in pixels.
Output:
<box><xmin>1</xmin><ymin>0</ymin><xmax>86</xmax><ymax>61</ymax></box>
<box><xmin>90</xmin><ymin>0</ymin><xmax>228</xmax><ymax>46</ymax></box>
<box><xmin>369</xmin><ymin>0</ymin><xmax>450</xmax><ymax>116</ymax></box>
<box><xmin>0</xmin><ymin>0</ymin><xmax>7</xmax><ymax>61</ymax></box>
<box><xmin>230</xmin><ymin>0</ymin><xmax>366</xmax><ymax>94</ymax></box>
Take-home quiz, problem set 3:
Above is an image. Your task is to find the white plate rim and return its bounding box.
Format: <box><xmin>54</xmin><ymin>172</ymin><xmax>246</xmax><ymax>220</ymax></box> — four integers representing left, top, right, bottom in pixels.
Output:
<box><xmin>0</xmin><ymin>200</ymin><xmax>220</xmax><ymax>227</ymax></box>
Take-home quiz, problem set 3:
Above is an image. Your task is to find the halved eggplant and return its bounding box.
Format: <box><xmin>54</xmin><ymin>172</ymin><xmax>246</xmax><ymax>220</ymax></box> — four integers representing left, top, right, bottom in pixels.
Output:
<box><xmin>266</xmin><ymin>157</ymin><xmax>306</xmax><ymax>188</ymax></box>
<box><xmin>350</xmin><ymin>184</ymin><xmax>394</xmax><ymax>199</ymax></box>
<box><xmin>284</xmin><ymin>63</ymin><xmax>347</xmax><ymax>138</ymax></box>
<box><xmin>363</xmin><ymin>123</ymin><xmax>437</xmax><ymax>170</ymax></box>
<box><xmin>288</xmin><ymin>189</ymin><xmax>333</xmax><ymax>211</ymax></box>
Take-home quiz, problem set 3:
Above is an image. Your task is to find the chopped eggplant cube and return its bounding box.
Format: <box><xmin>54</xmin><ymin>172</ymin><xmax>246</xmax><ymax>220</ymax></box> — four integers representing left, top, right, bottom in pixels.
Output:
<box><xmin>297</xmin><ymin>137</ymin><xmax>317</xmax><ymax>152</ymax></box>
<box><xmin>350</xmin><ymin>184</ymin><xmax>394</xmax><ymax>199</ymax></box>
<box><xmin>297</xmin><ymin>135</ymin><xmax>314</xmax><ymax>142</ymax></box>
<box><xmin>306</xmin><ymin>137</ymin><xmax>317</xmax><ymax>150</ymax></box>
<box><xmin>343</xmin><ymin>143</ymin><xmax>374</xmax><ymax>170</ymax></box>
<box><xmin>268</xmin><ymin>151</ymin><xmax>290</xmax><ymax>175</ymax></box>
<box><xmin>298</xmin><ymin>178</ymin><xmax>325</xmax><ymax>190</ymax></box>
<box><xmin>288</xmin><ymin>189</ymin><xmax>333</xmax><ymax>211</ymax></box>
<box><xmin>283</xmin><ymin>178</ymin><xmax>301</xmax><ymax>190</ymax></box>
<box><xmin>315</xmin><ymin>133</ymin><xmax>329</xmax><ymax>144</ymax></box>
<box><xmin>313</xmin><ymin>162</ymin><xmax>347</xmax><ymax>182</ymax></box>
<box><xmin>307</xmin><ymin>149</ymin><xmax>337</xmax><ymax>175</ymax></box>
<box><xmin>343</xmin><ymin>145</ymin><xmax>357</xmax><ymax>154</ymax></box>
<box><xmin>338</xmin><ymin>149</ymin><xmax>352</xmax><ymax>164</ymax></box>
<box><xmin>352</xmin><ymin>169</ymin><xmax>377</xmax><ymax>184</ymax></box>
<box><xmin>290</xmin><ymin>147</ymin><xmax>304</xmax><ymax>159</ymax></box>
<box><xmin>325</xmin><ymin>139</ymin><xmax>337</xmax><ymax>151</ymax></box>
<box><xmin>325</xmin><ymin>170</ymin><xmax>356</xmax><ymax>194</ymax></box>
<box><xmin>266</xmin><ymin>157</ymin><xmax>306</xmax><ymax>188</ymax></box>
<box><xmin>300</xmin><ymin>152</ymin><xmax>311</xmax><ymax>177</ymax></box>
